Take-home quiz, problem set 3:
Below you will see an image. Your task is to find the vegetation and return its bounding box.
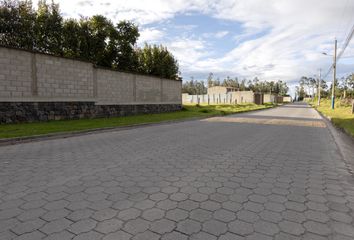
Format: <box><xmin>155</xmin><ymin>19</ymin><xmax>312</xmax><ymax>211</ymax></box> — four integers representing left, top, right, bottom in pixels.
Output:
<box><xmin>0</xmin><ymin>0</ymin><xmax>179</xmax><ymax>79</ymax></box>
<box><xmin>182</xmin><ymin>73</ymin><xmax>289</xmax><ymax>95</ymax></box>
<box><xmin>296</xmin><ymin>74</ymin><xmax>354</xmax><ymax>101</ymax></box>
<box><xmin>309</xmin><ymin>99</ymin><xmax>354</xmax><ymax>137</ymax></box>
<box><xmin>0</xmin><ymin>103</ymin><xmax>276</xmax><ymax>139</ymax></box>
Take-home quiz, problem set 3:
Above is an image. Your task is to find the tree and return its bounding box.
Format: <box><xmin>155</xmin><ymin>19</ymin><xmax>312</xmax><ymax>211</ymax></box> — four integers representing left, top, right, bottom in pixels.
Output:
<box><xmin>207</xmin><ymin>73</ymin><xmax>214</xmax><ymax>87</ymax></box>
<box><xmin>113</xmin><ymin>20</ymin><xmax>139</xmax><ymax>71</ymax></box>
<box><xmin>35</xmin><ymin>0</ymin><xmax>63</xmax><ymax>54</ymax></box>
<box><xmin>182</xmin><ymin>79</ymin><xmax>207</xmax><ymax>95</ymax></box>
<box><xmin>136</xmin><ymin>44</ymin><xmax>179</xmax><ymax>79</ymax></box>
<box><xmin>0</xmin><ymin>0</ymin><xmax>36</xmax><ymax>49</ymax></box>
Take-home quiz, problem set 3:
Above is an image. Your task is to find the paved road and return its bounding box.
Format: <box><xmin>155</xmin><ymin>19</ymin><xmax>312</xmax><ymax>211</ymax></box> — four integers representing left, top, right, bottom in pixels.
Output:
<box><xmin>1</xmin><ymin>102</ymin><xmax>354</xmax><ymax>240</ymax></box>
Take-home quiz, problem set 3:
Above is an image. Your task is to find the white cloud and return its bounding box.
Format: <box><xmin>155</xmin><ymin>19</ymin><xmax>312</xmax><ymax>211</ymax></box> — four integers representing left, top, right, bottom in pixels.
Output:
<box><xmin>137</xmin><ymin>28</ymin><xmax>165</xmax><ymax>44</ymax></box>
<box><xmin>36</xmin><ymin>0</ymin><xmax>354</xmax><ymax>84</ymax></box>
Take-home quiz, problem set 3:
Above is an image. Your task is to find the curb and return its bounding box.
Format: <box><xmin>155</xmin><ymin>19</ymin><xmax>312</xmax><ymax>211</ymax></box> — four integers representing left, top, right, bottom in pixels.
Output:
<box><xmin>312</xmin><ymin>106</ymin><xmax>354</xmax><ymax>170</ymax></box>
<box><xmin>0</xmin><ymin>104</ymin><xmax>278</xmax><ymax>146</ymax></box>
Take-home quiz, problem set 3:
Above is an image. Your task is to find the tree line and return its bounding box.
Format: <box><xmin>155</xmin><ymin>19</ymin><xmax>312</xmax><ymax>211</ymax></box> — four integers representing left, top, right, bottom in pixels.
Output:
<box><xmin>295</xmin><ymin>74</ymin><xmax>354</xmax><ymax>101</ymax></box>
<box><xmin>182</xmin><ymin>73</ymin><xmax>289</xmax><ymax>95</ymax></box>
<box><xmin>0</xmin><ymin>0</ymin><xmax>180</xmax><ymax>80</ymax></box>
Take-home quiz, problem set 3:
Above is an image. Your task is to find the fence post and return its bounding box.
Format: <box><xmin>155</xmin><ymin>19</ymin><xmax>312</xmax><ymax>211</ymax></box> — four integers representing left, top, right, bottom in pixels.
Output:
<box><xmin>352</xmin><ymin>100</ymin><xmax>354</xmax><ymax>114</ymax></box>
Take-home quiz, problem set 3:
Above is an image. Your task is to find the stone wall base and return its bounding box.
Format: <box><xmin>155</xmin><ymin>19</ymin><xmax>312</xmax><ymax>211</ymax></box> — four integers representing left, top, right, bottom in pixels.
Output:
<box><xmin>0</xmin><ymin>102</ymin><xmax>182</xmax><ymax>123</ymax></box>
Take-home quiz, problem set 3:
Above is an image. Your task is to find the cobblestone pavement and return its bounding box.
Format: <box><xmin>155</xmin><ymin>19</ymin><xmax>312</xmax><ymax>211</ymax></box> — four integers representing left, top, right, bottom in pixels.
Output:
<box><xmin>1</xmin><ymin>102</ymin><xmax>354</xmax><ymax>240</ymax></box>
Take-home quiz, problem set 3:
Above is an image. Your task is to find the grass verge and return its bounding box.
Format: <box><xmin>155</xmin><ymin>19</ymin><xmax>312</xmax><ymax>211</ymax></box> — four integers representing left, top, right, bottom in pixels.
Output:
<box><xmin>310</xmin><ymin>99</ymin><xmax>354</xmax><ymax>137</ymax></box>
<box><xmin>0</xmin><ymin>103</ymin><xmax>276</xmax><ymax>139</ymax></box>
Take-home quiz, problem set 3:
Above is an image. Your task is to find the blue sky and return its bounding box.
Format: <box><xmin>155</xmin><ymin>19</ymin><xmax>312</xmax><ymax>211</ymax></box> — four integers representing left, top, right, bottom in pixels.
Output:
<box><xmin>36</xmin><ymin>0</ymin><xmax>354</xmax><ymax>95</ymax></box>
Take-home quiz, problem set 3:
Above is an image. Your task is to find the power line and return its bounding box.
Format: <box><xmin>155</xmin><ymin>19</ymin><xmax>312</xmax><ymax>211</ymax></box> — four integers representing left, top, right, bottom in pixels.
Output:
<box><xmin>322</xmin><ymin>22</ymin><xmax>354</xmax><ymax>79</ymax></box>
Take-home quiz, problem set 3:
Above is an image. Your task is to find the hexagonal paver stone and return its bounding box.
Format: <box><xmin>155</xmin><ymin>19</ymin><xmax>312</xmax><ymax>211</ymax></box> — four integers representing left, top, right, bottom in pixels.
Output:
<box><xmin>142</xmin><ymin>208</ymin><xmax>164</xmax><ymax>221</ymax></box>
<box><xmin>264</xmin><ymin>202</ymin><xmax>286</xmax><ymax>212</ymax></box>
<box><xmin>43</xmin><ymin>230</ymin><xmax>74</xmax><ymax>240</ymax></box>
<box><xmin>274</xmin><ymin>232</ymin><xmax>301</xmax><ymax>240</ymax></box>
<box><xmin>219</xmin><ymin>232</ymin><xmax>245</xmax><ymax>240</ymax></box>
<box><xmin>190</xmin><ymin>231</ymin><xmax>217</xmax><ymax>240</ymax></box>
<box><xmin>102</xmin><ymin>230</ymin><xmax>132</xmax><ymax>240</ymax></box>
<box><xmin>329</xmin><ymin>211</ymin><xmax>352</xmax><ymax>223</ymax></box>
<box><xmin>202</xmin><ymin>220</ymin><xmax>228</xmax><ymax>236</ymax></box>
<box><xmin>222</xmin><ymin>201</ymin><xmax>242</xmax><ymax>212</ymax></box>
<box><xmin>237</xmin><ymin>210</ymin><xmax>260</xmax><ymax>223</ymax></box>
<box><xmin>246</xmin><ymin>232</ymin><xmax>273</xmax><ymax>240</ymax></box>
<box><xmin>170</xmin><ymin>193</ymin><xmax>188</xmax><ymax>201</ymax></box>
<box><xmin>178</xmin><ymin>200</ymin><xmax>199</xmax><ymax>211</ymax></box>
<box><xmin>72</xmin><ymin>231</ymin><xmax>103</xmax><ymax>240</ymax></box>
<box><xmin>259</xmin><ymin>210</ymin><xmax>282</xmax><ymax>223</ymax></box>
<box><xmin>68</xmin><ymin>219</ymin><xmax>97</xmax><ymax>234</ymax></box>
<box><xmin>132</xmin><ymin>230</ymin><xmax>160</xmax><ymax>240</ymax></box>
<box><xmin>176</xmin><ymin>219</ymin><xmax>201</xmax><ymax>235</ymax></box>
<box><xmin>12</xmin><ymin>231</ymin><xmax>45</xmax><ymax>240</ymax></box>
<box><xmin>157</xmin><ymin>199</ymin><xmax>178</xmax><ymax>210</ymax></box>
<box><xmin>95</xmin><ymin>219</ymin><xmax>123</xmax><ymax>234</ymax></box>
<box><xmin>166</xmin><ymin>208</ymin><xmax>189</xmax><ymax>221</ymax></box>
<box><xmin>282</xmin><ymin>210</ymin><xmax>306</xmax><ymax>223</ymax></box>
<box><xmin>278</xmin><ymin>220</ymin><xmax>305</xmax><ymax>236</ymax></box>
<box><xmin>190</xmin><ymin>208</ymin><xmax>212</xmax><ymax>222</ymax></box>
<box><xmin>92</xmin><ymin>208</ymin><xmax>117</xmax><ymax>221</ymax></box>
<box><xmin>161</xmin><ymin>231</ymin><xmax>188</xmax><ymax>240</ymax></box>
<box><xmin>228</xmin><ymin>220</ymin><xmax>254</xmax><ymax>236</ymax></box>
<box><xmin>112</xmin><ymin>200</ymin><xmax>134</xmax><ymax>210</ymax></box>
<box><xmin>304</xmin><ymin>210</ymin><xmax>330</xmax><ymax>223</ymax></box>
<box><xmin>40</xmin><ymin>218</ymin><xmax>73</xmax><ymax>235</ymax></box>
<box><xmin>210</xmin><ymin>193</ymin><xmax>228</xmax><ymax>203</ymax></box>
<box><xmin>332</xmin><ymin>222</ymin><xmax>354</xmax><ymax>237</ymax></box>
<box><xmin>253</xmin><ymin>220</ymin><xmax>280</xmax><ymax>236</ymax></box>
<box><xmin>306</xmin><ymin>202</ymin><xmax>329</xmax><ymax>212</ymax></box>
<box><xmin>200</xmin><ymin>201</ymin><xmax>221</xmax><ymax>211</ymax></box>
<box><xmin>17</xmin><ymin>208</ymin><xmax>47</xmax><ymax>221</ymax></box>
<box><xmin>0</xmin><ymin>208</ymin><xmax>23</xmax><ymax>220</ymax></box>
<box><xmin>42</xmin><ymin>209</ymin><xmax>70</xmax><ymax>221</ymax></box>
<box><xmin>150</xmin><ymin>193</ymin><xmax>168</xmax><ymax>201</ymax></box>
<box><xmin>67</xmin><ymin>209</ymin><xmax>93</xmax><ymax>221</ymax></box>
<box><xmin>134</xmin><ymin>200</ymin><xmax>155</xmax><ymax>210</ymax></box>
<box><xmin>303</xmin><ymin>221</ymin><xmax>331</xmax><ymax>236</ymax></box>
<box><xmin>285</xmin><ymin>201</ymin><xmax>307</xmax><ymax>212</ymax></box>
<box><xmin>150</xmin><ymin>219</ymin><xmax>175</xmax><ymax>234</ymax></box>
<box><xmin>123</xmin><ymin>218</ymin><xmax>150</xmax><ymax>234</ymax></box>
<box><xmin>244</xmin><ymin>201</ymin><xmax>264</xmax><ymax>213</ymax></box>
<box><xmin>11</xmin><ymin>218</ymin><xmax>46</xmax><ymax>235</ymax></box>
<box><xmin>189</xmin><ymin>193</ymin><xmax>208</xmax><ymax>202</ymax></box>
<box><xmin>213</xmin><ymin>209</ymin><xmax>236</xmax><ymax>222</ymax></box>
<box><xmin>44</xmin><ymin>200</ymin><xmax>69</xmax><ymax>210</ymax></box>
<box><xmin>118</xmin><ymin>208</ymin><xmax>141</xmax><ymax>221</ymax></box>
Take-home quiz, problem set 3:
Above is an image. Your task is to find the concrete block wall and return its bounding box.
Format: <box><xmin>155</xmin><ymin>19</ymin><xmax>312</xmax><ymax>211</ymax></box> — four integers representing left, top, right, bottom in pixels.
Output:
<box><xmin>36</xmin><ymin>54</ymin><xmax>94</xmax><ymax>99</ymax></box>
<box><xmin>0</xmin><ymin>46</ymin><xmax>181</xmax><ymax>105</ymax></box>
<box><xmin>135</xmin><ymin>75</ymin><xmax>162</xmax><ymax>103</ymax></box>
<box><xmin>0</xmin><ymin>48</ymin><xmax>33</xmax><ymax>98</ymax></box>
<box><xmin>162</xmin><ymin>79</ymin><xmax>182</xmax><ymax>103</ymax></box>
<box><xmin>96</xmin><ymin>69</ymin><xmax>135</xmax><ymax>104</ymax></box>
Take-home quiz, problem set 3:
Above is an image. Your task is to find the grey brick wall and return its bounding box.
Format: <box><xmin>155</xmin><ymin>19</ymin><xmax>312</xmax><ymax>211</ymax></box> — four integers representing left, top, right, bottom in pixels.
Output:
<box><xmin>0</xmin><ymin>47</ymin><xmax>181</xmax><ymax>104</ymax></box>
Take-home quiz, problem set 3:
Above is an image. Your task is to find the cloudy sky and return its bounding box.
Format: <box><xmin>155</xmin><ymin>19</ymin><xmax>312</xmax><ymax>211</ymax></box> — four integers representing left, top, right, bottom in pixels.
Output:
<box><xmin>37</xmin><ymin>0</ymin><xmax>354</xmax><ymax>92</ymax></box>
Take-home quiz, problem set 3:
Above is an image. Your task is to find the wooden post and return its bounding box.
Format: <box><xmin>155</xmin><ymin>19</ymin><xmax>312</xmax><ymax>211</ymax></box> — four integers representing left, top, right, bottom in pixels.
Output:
<box><xmin>351</xmin><ymin>100</ymin><xmax>354</xmax><ymax>114</ymax></box>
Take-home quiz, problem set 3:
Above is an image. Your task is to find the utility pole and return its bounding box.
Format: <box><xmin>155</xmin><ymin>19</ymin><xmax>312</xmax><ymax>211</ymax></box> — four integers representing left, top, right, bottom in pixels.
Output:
<box><xmin>331</xmin><ymin>39</ymin><xmax>337</xmax><ymax>109</ymax></box>
<box><xmin>318</xmin><ymin>68</ymin><xmax>321</xmax><ymax>106</ymax></box>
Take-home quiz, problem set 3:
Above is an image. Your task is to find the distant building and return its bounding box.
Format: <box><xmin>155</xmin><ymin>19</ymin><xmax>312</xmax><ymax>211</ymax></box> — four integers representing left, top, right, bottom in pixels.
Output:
<box><xmin>207</xmin><ymin>86</ymin><xmax>237</xmax><ymax>95</ymax></box>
